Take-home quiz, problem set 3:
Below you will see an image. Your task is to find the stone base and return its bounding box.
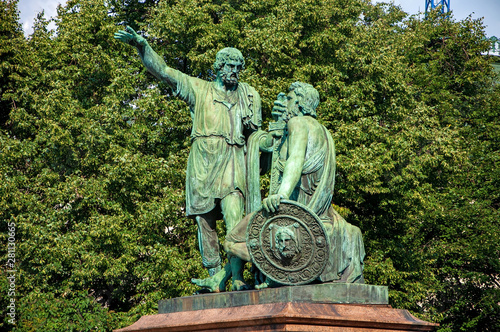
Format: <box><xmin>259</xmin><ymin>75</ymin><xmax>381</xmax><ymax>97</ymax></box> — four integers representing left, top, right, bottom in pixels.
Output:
<box><xmin>115</xmin><ymin>283</ymin><xmax>437</xmax><ymax>332</ymax></box>
<box><xmin>159</xmin><ymin>283</ymin><xmax>389</xmax><ymax>313</ymax></box>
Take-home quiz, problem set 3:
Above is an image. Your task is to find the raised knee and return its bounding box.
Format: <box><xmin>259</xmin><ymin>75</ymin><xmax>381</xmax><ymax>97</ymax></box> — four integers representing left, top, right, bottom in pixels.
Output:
<box><xmin>224</xmin><ymin>239</ymin><xmax>234</xmax><ymax>255</ymax></box>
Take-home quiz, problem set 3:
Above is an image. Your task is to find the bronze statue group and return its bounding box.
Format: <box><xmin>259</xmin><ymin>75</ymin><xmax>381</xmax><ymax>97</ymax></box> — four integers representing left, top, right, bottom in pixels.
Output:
<box><xmin>115</xmin><ymin>27</ymin><xmax>365</xmax><ymax>293</ymax></box>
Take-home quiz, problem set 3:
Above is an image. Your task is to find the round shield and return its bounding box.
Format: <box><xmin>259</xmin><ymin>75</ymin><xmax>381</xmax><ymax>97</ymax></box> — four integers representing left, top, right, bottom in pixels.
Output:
<box><xmin>246</xmin><ymin>200</ymin><xmax>329</xmax><ymax>286</ymax></box>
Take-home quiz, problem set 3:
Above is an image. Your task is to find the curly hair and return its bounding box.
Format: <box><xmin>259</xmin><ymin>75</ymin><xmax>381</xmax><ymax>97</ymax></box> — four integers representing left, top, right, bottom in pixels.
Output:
<box><xmin>213</xmin><ymin>47</ymin><xmax>245</xmax><ymax>72</ymax></box>
<box><xmin>289</xmin><ymin>82</ymin><xmax>319</xmax><ymax>118</ymax></box>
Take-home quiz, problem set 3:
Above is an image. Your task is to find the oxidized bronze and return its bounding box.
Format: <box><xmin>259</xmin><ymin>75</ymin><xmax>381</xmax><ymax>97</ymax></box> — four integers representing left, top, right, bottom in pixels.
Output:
<box><xmin>247</xmin><ymin>200</ymin><xmax>329</xmax><ymax>285</ymax></box>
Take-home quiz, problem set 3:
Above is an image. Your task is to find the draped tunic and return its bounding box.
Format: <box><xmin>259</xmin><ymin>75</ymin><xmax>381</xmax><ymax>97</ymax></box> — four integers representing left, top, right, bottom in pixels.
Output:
<box><xmin>172</xmin><ymin>72</ymin><xmax>261</xmax><ymax>216</ymax></box>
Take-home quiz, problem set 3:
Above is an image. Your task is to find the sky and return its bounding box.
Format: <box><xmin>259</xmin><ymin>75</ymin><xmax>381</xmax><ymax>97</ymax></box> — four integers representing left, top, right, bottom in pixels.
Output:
<box><xmin>17</xmin><ymin>0</ymin><xmax>500</xmax><ymax>37</ymax></box>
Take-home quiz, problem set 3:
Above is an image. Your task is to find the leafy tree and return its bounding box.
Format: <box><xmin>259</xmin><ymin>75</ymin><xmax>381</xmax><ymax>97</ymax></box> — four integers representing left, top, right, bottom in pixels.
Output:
<box><xmin>1</xmin><ymin>0</ymin><xmax>202</xmax><ymax>330</ymax></box>
<box><xmin>0</xmin><ymin>0</ymin><xmax>498</xmax><ymax>331</ymax></box>
<box><xmin>0</xmin><ymin>0</ymin><xmax>24</xmax><ymax>127</ymax></box>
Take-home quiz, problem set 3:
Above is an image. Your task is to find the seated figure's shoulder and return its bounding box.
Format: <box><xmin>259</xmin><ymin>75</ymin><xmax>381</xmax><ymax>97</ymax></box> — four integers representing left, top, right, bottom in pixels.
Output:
<box><xmin>286</xmin><ymin>116</ymin><xmax>303</xmax><ymax>129</ymax></box>
<box><xmin>286</xmin><ymin>117</ymin><xmax>311</xmax><ymax>139</ymax></box>
<box><xmin>288</xmin><ymin>115</ymin><xmax>316</xmax><ymax>128</ymax></box>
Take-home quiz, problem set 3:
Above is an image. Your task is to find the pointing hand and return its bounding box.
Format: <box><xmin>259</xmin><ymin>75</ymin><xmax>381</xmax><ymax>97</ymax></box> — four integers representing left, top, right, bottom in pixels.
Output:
<box><xmin>114</xmin><ymin>26</ymin><xmax>147</xmax><ymax>47</ymax></box>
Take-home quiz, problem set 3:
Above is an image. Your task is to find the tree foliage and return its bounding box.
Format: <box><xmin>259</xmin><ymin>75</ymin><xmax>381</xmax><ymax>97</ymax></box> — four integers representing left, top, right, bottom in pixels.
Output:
<box><xmin>1</xmin><ymin>0</ymin><xmax>498</xmax><ymax>331</ymax></box>
<box><xmin>0</xmin><ymin>0</ymin><xmax>24</xmax><ymax>126</ymax></box>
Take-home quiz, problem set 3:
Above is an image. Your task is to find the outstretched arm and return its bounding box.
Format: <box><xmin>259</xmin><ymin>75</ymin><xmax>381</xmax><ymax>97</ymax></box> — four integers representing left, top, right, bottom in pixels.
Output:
<box><xmin>114</xmin><ymin>26</ymin><xmax>180</xmax><ymax>88</ymax></box>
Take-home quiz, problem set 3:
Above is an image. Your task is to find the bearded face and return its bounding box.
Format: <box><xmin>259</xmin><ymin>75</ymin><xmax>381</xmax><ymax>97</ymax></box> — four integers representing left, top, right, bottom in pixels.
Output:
<box><xmin>275</xmin><ymin>228</ymin><xmax>298</xmax><ymax>259</ymax></box>
<box><xmin>219</xmin><ymin>60</ymin><xmax>242</xmax><ymax>86</ymax></box>
<box><xmin>285</xmin><ymin>90</ymin><xmax>300</xmax><ymax>118</ymax></box>
<box><xmin>271</xmin><ymin>90</ymin><xmax>301</xmax><ymax>123</ymax></box>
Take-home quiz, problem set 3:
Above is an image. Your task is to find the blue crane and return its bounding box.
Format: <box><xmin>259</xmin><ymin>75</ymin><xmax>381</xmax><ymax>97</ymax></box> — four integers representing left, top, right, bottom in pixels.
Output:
<box><xmin>425</xmin><ymin>0</ymin><xmax>451</xmax><ymax>14</ymax></box>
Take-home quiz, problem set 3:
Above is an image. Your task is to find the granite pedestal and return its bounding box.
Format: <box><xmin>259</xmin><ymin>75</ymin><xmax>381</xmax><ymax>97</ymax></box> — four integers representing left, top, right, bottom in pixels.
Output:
<box><xmin>115</xmin><ymin>283</ymin><xmax>437</xmax><ymax>331</ymax></box>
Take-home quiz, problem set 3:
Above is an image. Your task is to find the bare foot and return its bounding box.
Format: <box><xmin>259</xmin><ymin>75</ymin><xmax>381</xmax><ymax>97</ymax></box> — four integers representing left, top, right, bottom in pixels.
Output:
<box><xmin>255</xmin><ymin>277</ymin><xmax>279</xmax><ymax>290</ymax></box>
<box><xmin>231</xmin><ymin>279</ymin><xmax>251</xmax><ymax>291</ymax></box>
<box><xmin>255</xmin><ymin>282</ymin><xmax>269</xmax><ymax>290</ymax></box>
<box><xmin>192</xmin><ymin>264</ymin><xmax>230</xmax><ymax>293</ymax></box>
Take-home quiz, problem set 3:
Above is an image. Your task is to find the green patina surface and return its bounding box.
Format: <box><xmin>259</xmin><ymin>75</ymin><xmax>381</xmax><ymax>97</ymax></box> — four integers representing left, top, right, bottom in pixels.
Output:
<box><xmin>116</xmin><ymin>27</ymin><xmax>366</xmax><ymax>293</ymax></box>
<box><xmin>158</xmin><ymin>283</ymin><xmax>388</xmax><ymax>314</ymax></box>
<box><xmin>115</xmin><ymin>27</ymin><xmax>261</xmax><ymax>276</ymax></box>
<box><xmin>193</xmin><ymin>83</ymin><xmax>366</xmax><ymax>292</ymax></box>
